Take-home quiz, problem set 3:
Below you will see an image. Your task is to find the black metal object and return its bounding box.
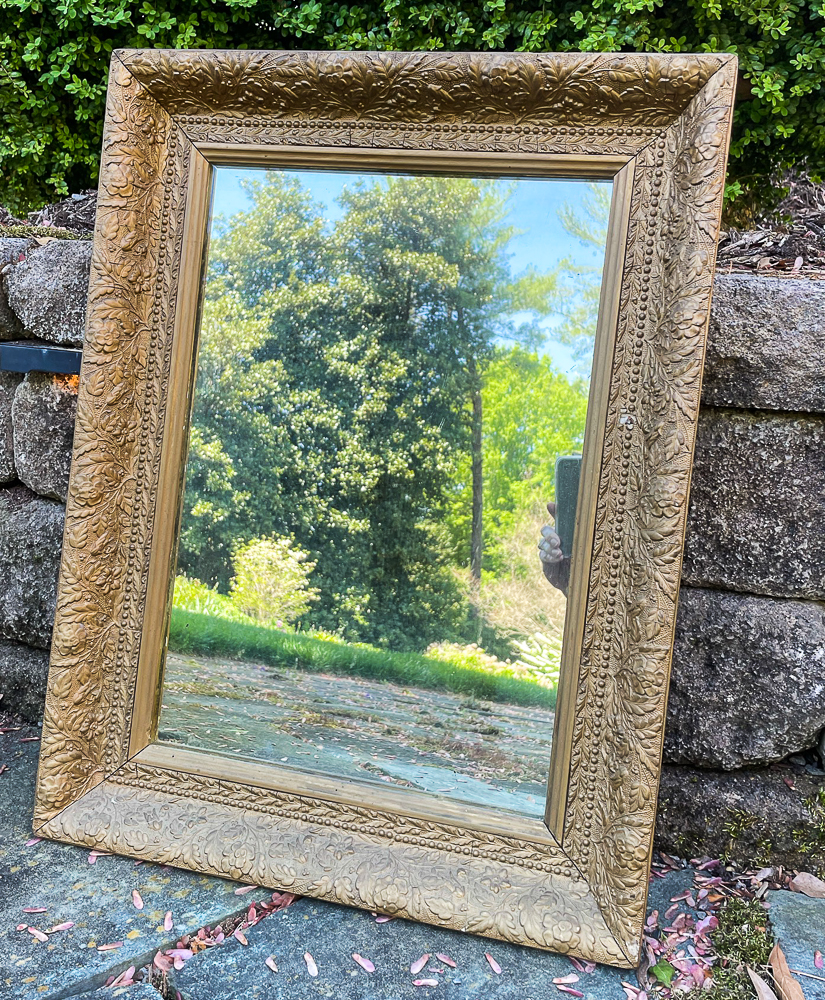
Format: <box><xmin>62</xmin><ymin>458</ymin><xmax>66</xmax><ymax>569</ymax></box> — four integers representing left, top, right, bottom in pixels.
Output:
<box><xmin>0</xmin><ymin>340</ymin><xmax>82</xmax><ymax>375</ymax></box>
<box><xmin>554</xmin><ymin>454</ymin><xmax>582</xmax><ymax>559</ymax></box>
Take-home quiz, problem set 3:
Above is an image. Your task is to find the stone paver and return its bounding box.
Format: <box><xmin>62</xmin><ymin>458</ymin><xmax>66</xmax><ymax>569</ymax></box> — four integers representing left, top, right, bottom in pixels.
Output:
<box><xmin>170</xmin><ymin>868</ymin><xmax>693</xmax><ymax>1000</ymax></box>
<box><xmin>767</xmin><ymin>890</ymin><xmax>825</xmax><ymax>999</ymax></box>
<box><xmin>0</xmin><ymin>712</ymin><xmax>694</xmax><ymax>999</ymax></box>
<box><xmin>6</xmin><ymin>708</ymin><xmax>825</xmax><ymax>1000</ymax></box>
<box><xmin>0</xmin><ymin>727</ymin><xmax>256</xmax><ymax>1000</ymax></box>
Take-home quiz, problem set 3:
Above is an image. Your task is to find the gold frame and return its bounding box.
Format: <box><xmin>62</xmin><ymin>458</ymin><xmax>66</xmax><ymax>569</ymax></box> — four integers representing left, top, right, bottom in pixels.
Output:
<box><xmin>33</xmin><ymin>49</ymin><xmax>735</xmax><ymax>966</ymax></box>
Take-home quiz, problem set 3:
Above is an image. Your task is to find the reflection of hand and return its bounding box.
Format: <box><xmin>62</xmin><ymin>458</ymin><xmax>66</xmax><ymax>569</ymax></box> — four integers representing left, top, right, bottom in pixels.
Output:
<box><xmin>539</xmin><ymin>501</ymin><xmax>570</xmax><ymax>597</ymax></box>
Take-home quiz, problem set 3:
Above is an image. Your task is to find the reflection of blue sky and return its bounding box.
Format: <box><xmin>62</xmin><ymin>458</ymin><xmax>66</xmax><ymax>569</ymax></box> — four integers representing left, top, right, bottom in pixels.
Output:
<box><xmin>212</xmin><ymin>167</ymin><xmax>610</xmax><ymax>376</ymax></box>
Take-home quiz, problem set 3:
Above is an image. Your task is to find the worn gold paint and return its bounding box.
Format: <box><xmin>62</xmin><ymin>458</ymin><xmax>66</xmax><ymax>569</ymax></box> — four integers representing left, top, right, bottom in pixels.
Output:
<box><xmin>33</xmin><ymin>48</ymin><xmax>736</xmax><ymax>965</ymax></box>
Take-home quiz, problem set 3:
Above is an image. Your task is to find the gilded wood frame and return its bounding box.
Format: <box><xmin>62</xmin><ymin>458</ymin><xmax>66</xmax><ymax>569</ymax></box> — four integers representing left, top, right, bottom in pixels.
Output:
<box><xmin>33</xmin><ymin>49</ymin><xmax>735</xmax><ymax>966</ymax></box>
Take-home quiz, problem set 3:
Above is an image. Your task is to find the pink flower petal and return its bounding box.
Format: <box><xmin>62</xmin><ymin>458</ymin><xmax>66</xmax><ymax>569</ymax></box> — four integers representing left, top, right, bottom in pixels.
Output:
<box><xmin>485</xmin><ymin>953</ymin><xmax>502</xmax><ymax>974</ymax></box>
<box><xmin>690</xmin><ymin>964</ymin><xmax>707</xmax><ymax>986</ymax></box>
<box><xmin>233</xmin><ymin>927</ymin><xmax>248</xmax><ymax>946</ymax></box>
<box><xmin>28</xmin><ymin>927</ymin><xmax>48</xmax><ymax>942</ymax></box>
<box><xmin>570</xmin><ymin>957</ymin><xmax>596</xmax><ymax>974</ymax></box>
<box><xmin>167</xmin><ymin>948</ymin><xmax>194</xmax><ymax>961</ymax></box>
<box><xmin>24</xmin><ymin>838</ymin><xmax>42</xmax><ymax>847</ymax></box>
<box><xmin>436</xmin><ymin>953</ymin><xmax>456</xmax><ymax>968</ymax></box>
<box><xmin>22</xmin><ymin>907</ymin><xmax>47</xmax><ymax>913</ymax></box>
<box><xmin>110</xmin><ymin>966</ymin><xmax>135</xmax><ymax>987</ymax></box>
<box><xmin>164</xmin><ymin>911</ymin><xmax>173</xmax><ymax>931</ymax></box>
<box><xmin>304</xmin><ymin>952</ymin><xmax>318</xmax><ymax>977</ymax></box>
<box><xmin>50</xmin><ymin>921</ymin><xmax>74</xmax><ymax>932</ymax></box>
<box><xmin>270</xmin><ymin>891</ymin><xmax>299</xmax><ymax>910</ymax></box>
<box><xmin>132</xmin><ymin>889</ymin><xmax>144</xmax><ymax>910</ymax></box>
<box><xmin>153</xmin><ymin>952</ymin><xmax>173</xmax><ymax>972</ymax></box>
<box><xmin>375</xmin><ymin>915</ymin><xmax>394</xmax><ymax>923</ymax></box>
<box><xmin>97</xmin><ymin>941</ymin><xmax>123</xmax><ymax>951</ymax></box>
<box><xmin>234</xmin><ymin>885</ymin><xmax>258</xmax><ymax>895</ymax></box>
<box><xmin>410</xmin><ymin>954</ymin><xmax>431</xmax><ymax>975</ymax></box>
<box><xmin>265</xmin><ymin>956</ymin><xmax>278</xmax><ymax>973</ymax></box>
<box><xmin>554</xmin><ymin>974</ymin><xmax>580</xmax><ymax>984</ymax></box>
<box><xmin>413</xmin><ymin>980</ymin><xmax>439</xmax><ymax>987</ymax></box>
<box><xmin>815</xmin><ymin>951</ymin><xmax>824</xmax><ymax>970</ymax></box>
<box><xmin>353</xmin><ymin>953</ymin><xmax>375</xmax><ymax>972</ymax></box>
<box><xmin>556</xmin><ymin>988</ymin><xmax>584</xmax><ymax>997</ymax></box>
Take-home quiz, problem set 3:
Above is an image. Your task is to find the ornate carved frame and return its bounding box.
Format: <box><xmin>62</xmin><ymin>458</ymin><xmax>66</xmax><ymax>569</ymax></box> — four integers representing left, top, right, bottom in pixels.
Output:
<box><xmin>33</xmin><ymin>49</ymin><xmax>735</xmax><ymax>966</ymax></box>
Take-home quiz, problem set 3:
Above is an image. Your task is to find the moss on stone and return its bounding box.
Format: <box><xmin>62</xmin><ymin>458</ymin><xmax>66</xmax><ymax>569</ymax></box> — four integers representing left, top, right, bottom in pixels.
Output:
<box><xmin>721</xmin><ymin>809</ymin><xmax>760</xmax><ymax>861</ymax></box>
<box><xmin>792</xmin><ymin>788</ymin><xmax>825</xmax><ymax>875</ymax></box>
<box><xmin>686</xmin><ymin>897</ymin><xmax>774</xmax><ymax>1000</ymax></box>
<box><xmin>0</xmin><ymin>225</ymin><xmax>91</xmax><ymax>240</ymax></box>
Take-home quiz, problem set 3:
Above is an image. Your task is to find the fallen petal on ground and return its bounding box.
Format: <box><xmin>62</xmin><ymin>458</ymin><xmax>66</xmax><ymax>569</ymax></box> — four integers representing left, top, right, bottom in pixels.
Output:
<box><xmin>485</xmin><ymin>952</ymin><xmax>502</xmax><ymax>974</ymax></box>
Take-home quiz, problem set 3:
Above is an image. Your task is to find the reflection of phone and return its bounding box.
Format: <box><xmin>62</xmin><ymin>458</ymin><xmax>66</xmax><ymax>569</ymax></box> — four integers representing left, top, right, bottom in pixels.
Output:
<box><xmin>554</xmin><ymin>455</ymin><xmax>582</xmax><ymax>559</ymax></box>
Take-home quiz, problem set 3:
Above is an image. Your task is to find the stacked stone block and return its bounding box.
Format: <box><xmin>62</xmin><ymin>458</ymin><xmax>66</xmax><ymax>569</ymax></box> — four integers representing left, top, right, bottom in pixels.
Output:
<box><xmin>659</xmin><ymin>275</ymin><xmax>825</xmax><ymax>867</ymax></box>
<box><xmin>0</xmin><ymin>232</ymin><xmax>822</xmax><ymax>866</ymax></box>
<box><xmin>0</xmin><ymin>236</ymin><xmax>87</xmax><ymax>719</ymax></box>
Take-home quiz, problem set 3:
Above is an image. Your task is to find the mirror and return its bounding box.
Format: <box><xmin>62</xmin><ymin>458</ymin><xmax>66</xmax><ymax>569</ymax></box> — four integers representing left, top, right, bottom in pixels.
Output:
<box><xmin>34</xmin><ymin>49</ymin><xmax>736</xmax><ymax>963</ymax></box>
<box><xmin>157</xmin><ymin>167</ymin><xmax>611</xmax><ymax>819</ymax></box>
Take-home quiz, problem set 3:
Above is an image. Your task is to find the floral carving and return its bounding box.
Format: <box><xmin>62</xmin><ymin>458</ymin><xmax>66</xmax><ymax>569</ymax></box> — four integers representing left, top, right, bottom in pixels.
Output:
<box><xmin>122</xmin><ymin>49</ymin><xmax>723</xmax><ymax>130</ymax></box>
<box><xmin>561</xmin><ymin>61</ymin><xmax>736</xmax><ymax>955</ymax></box>
<box><xmin>33</xmin><ymin>49</ymin><xmax>736</xmax><ymax>964</ymax></box>
<box><xmin>40</xmin><ymin>769</ymin><xmax>626</xmax><ymax>964</ymax></box>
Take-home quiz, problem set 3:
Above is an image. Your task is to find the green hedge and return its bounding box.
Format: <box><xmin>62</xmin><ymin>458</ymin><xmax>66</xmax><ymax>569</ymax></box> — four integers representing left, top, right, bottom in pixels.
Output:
<box><xmin>1</xmin><ymin>0</ymin><xmax>823</xmax><ymax>216</ymax></box>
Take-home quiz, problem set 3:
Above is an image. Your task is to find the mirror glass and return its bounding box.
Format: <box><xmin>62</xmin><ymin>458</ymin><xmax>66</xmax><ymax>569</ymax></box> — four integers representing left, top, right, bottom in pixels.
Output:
<box><xmin>157</xmin><ymin>166</ymin><xmax>611</xmax><ymax>819</ymax></box>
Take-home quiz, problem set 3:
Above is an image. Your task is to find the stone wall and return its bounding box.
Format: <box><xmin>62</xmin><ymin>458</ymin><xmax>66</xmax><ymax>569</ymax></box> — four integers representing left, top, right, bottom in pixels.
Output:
<box><xmin>1</xmin><ymin>232</ymin><xmax>823</xmax><ymax>866</ymax></box>
<box><xmin>0</xmin><ymin>233</ymin><xmax>87</xmax><ymax>721</ymax></box>
<box><xmin>661</xmin><ymin>274</ymin><xmax>825</xmax><ymax>868</ymax></box>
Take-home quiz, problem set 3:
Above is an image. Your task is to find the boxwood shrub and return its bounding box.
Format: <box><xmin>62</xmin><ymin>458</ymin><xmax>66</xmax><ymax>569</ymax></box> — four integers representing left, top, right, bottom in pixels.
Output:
<box><xmin>1</xmin><ymin>0</ymin><xmax>823</xmax><ymax>216</ymax></box>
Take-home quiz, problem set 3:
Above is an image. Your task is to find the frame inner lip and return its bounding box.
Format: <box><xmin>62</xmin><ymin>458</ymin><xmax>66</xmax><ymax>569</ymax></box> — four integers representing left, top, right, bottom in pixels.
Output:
<box><xmin>140</xmin><ymin>147</ymin><xmax>630</xmax><ymax>842</ymax></box>
<box><xmin>194</xmin><ymin>142</ymin><xmax>634</xmax><ymax>179</ymax></box>
<box><xmin>134</xmin><ymin>741</ymin><xmax>566</xmax><ymax>848</ymax></box>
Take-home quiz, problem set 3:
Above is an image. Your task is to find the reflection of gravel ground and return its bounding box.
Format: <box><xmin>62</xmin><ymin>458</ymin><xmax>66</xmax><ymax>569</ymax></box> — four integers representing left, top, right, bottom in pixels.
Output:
<box><xmin>159</xmin><ymin>651</ymin><xmax>555</xmax><ymax>818</ymax></box>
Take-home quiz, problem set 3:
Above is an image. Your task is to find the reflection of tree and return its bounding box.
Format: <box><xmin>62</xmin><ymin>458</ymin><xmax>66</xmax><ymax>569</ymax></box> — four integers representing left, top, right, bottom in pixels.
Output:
<box><xmin>551</xmin><ymin>183</ymin><xmax>611</xmax><ymax>377</ymax></box>
<box><xmin>442</xmin><ymin>345</ymin><xmax>589</xmax><ymax>576</ymax></box>
<box><xmin>179</xmin><ymin>173</ymin><xmax>559</xmax><ymax>651</ymax></box>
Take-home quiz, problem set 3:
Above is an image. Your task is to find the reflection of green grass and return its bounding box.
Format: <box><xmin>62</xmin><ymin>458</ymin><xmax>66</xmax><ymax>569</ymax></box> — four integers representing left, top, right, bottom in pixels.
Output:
<box><xmin>169</xmin><ymin>608</ymin><xmax>556</xmax><ymax>710</ymax></box>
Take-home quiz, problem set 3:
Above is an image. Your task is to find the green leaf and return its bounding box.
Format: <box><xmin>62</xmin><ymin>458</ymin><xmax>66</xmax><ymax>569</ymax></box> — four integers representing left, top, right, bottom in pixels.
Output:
<box><xmin>651</xmin><ymin>960</ymin><xmax>677</xmax><ymax>985</ymax></box>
